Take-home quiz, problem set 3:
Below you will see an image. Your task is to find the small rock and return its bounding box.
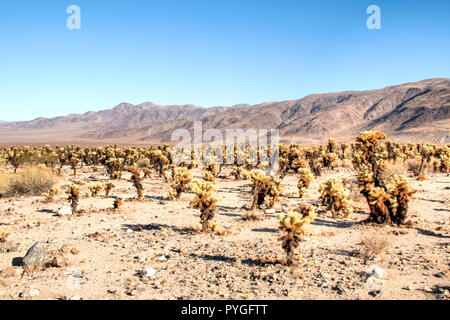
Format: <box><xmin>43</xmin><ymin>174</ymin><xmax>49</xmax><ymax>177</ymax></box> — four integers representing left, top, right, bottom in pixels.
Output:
<box><xmin>50</xmin><ymin>255</ymin><xmax>68</xmax><ymax>268</ymax></box>
<box><xmin>0</xmin><ymin>242</ymin><xmax>19</xmax><ymax>253</ymax></box>
<box><xmin>57</xmin><ymin>206</ymin><xmax>73</xmax><ymax>216</ymax></box>
<box><xmin>404</xmin><ymin>285</ymin><xmax>413</xmax><ymax>291</ymax></box>
<box><xmin>369</xmin><ymin>290</ymin><xmax>381</xmax><ymax>297</ymax></box>
<box><xmin>265</xmin><ymin>209</ymin><xmax>276</xmax><ymax>215</ymax></box>
<box><xmin>60</xmin><ymin>245</ymin><xmax>71</xmax><ymax>253</ymax></box>
<box><xmin>22</xmin><ymin>242</ymin><xmax>46</xmax><ymax>271</ymax></box>
<box><xmin>366</xmin><ymin>265</ymin><xmax>385</xmax><ymax>279</ymax></box>
<box><xmin>20</xmin><ymin>287</ymin><xmax>40</xmax><ymax>298</ymax></box>
<box><xmin>140</xmin><ymin>268</ymin><xmax>156</xmax><ymax>277</ymax></box>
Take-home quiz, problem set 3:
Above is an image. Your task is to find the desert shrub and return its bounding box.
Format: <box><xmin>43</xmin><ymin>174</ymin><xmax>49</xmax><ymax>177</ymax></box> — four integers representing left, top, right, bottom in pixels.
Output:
<box><xmin>0</xmin><ymin>171</ymin><xmax>10</xmax><ymax>197</ymax></box>
<box><xmin>360</xmin><ymin>230</ymin><xmax>391</xmax><ymax>259</ymax></box>
<box><xmin>337</xmin><ymin>158</ymin><xmax>353</xmax><ymax>169</ymax></box>
<box><xmin>318</xmin><ymin>178</ymin><xmax>353</xmax><ymax>218</ymax></box>
<box><xmin>382</xmin><ymin>160</ymin><xmax>408</xmax><ymax>182</ymax></box>
<box><xmin>6</xmin><ymin>166</ymin><xmax>58</xmax><ymax>197</ymax></box>
<box><xmin>137</xmin><ymin>158</ymin><xmax>151</xmax><ymax>169</ymax></box>
<box><xmin>405</xmin><ymin>158</ymin><xmax>430</xmax><ymax>176</ymax></box>
<box><xmin>278</xmin><ymin>205</ymin><xmax>316</xmax><ymax>266</ymax></box>
<box><xmin>347</xmin><ymin>179</ymin><xmax>364</xmax><ymax>202</ymax></box>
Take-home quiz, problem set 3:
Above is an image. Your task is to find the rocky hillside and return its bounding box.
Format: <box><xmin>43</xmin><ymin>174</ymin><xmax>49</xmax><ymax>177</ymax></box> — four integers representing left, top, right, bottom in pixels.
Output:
<box><xmin>0</xmin><ymin>78</ymin><xmax>449</xmax><ymax>145</ymax></box>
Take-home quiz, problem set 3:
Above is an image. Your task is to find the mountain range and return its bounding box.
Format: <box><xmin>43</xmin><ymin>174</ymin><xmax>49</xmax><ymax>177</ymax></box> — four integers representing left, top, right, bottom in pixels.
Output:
<box><xmin>0</xmin><ymin>78</ymin><xmax>449</xmax><ymax>145</ymax></box>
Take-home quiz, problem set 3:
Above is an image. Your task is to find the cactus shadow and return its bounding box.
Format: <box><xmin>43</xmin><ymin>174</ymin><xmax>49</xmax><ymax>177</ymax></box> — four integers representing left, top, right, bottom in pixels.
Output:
<box><xmin>219</xmin><ymin>186</ymin><xmax>250</xmax><ymax>194</ymax></box>
<box><xmin>12</xmin><ymin>257</ymin><xmax>23</xmax><ymax>267</ymax></box>
<box><xmin>434</xmin><ymin>208</ymin><xmax>450</xmax><ymax>212</ymax></box>
<box><xmin>122</xmin><ymin>223</ymin><xmax>193</xmax><ymax>235</ymax></box>
<box><xmin>311</xmin><ymin>218</ymin><xmax>357</xmax><ymax>229</ymax></box>
<box><xmin>190</xmin><ymin>253</ymin><xmax>237</xmax><ymax>264</ymax></box>
<box><xmin>251</xmin><ymin>228</ymin><xmax>279</xmax><ymax>233</ymax></box>
<box><xmin>416</xmin><ymin>228</ymin><xmax>450</xmax><ymax>238</ymax></box>
<box><xmin>417</xmin><ymin>198</ymin><xmax>444</xmax><ymax>204</ymax></box>
<box><xmin>144</xmin><ymin>195</ymin><xmax>170</xmax><ymax>201</ymax></box>
<box><xmin>38</xmin><ymin>209</ymin><xmax>57</xmax><ymax>214</ymax></box>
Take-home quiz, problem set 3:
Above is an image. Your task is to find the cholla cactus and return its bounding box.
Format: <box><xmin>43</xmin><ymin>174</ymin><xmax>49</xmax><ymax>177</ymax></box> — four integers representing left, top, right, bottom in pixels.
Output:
<box><xmin>69</xmin><ymin>156</ymin><xmax>80</xmax><ymax>176</ymax></box>
<box><xmin>169</xmin><ymin>167</ymin><xmax>192</xmax><ymax>199</ymax></box>
<box><xmin>142</xmin><ymin>168</ymin><xmax>152</xmax><ymax>179</ymax></box>
<box><xmin>318</xmin><ymin>178</ymin><xmax>353</xmax><ymax>218</ymax></box>
<box><xmin>113</xmin><ymin>197</ymin><xmax>123</xmax><ymax>211</ymax></box>
<box><xmin>149</xmin><ymin>150</ymin><xmax>170</xmax><ymax>178</ymax></box>
<box><xmin>88</xmin><ymin>183</ymin><xmax>103</xmax><ymax>197</ymax></box>
<box><xmin>202</xmin><ymin>170</ymin><xmax>215</xmax><ymax>182</ymax></box>
<box><xmin>321</xmin><ymin>152</ymin><xmax>338</xmax><ymax>169</ymax></box>
<box><xmin>245</xmin><ymin>170</ymin><xmax>283</xmax><ymax>210</ymax></box>
<box><xmin>229</xmin><ymin>166</ymin><xmax>244</xmax><ymax>180</ymax></box>
<box><xmin>278</xmin><ymin>205</ymin><xmax>316</xmax><ymax>266</ymax></box>
<box><xmin>42</xmin><ymin>186</ymin><xmax>60</xmax><ymax>203</ymax></box>
<box><xmin>386</xmin><ymin>175</ymin><xmax>417</xmax><ymax>224</ymax></box>
<box><xmin>352</xmin><ymin>131</ymin><xmax>416</xmax><ymax>225</ymax></box>
<box><xmin>66</xmin><ymin>184</ymin><xmax>81</xmax><ymax>215</ymax></box>
<box><xmin>353</xmin><ymin>130</ymin><xmax>387</xmax><ymax>187</ymax></box>
<box><xmin>103</xmin><ymin>182</ymin><xmax>115</xmax><ymax>196</ymax></box>
<box><xmin>128</xmin><ymin>166</ymin><xmax>144</xmax><ymax>199</ymax></box>
<box><xmin>297</xmin><ymin>168</ymin><xmax>314</xmax><ymax>198</ymax></box>
<box><xmin>0</xmin><ymin>230</ymin><xmax>9</xmax><ymax>243</ymax></box>
<box><xmin>105</xmin><ymin>157</ymin><xmax>124</xmax><ymax>180</ymax></box>
<box><xmin>438</xmin><ymin>153</ymin><xmax>449</xmax><ymax>173</ymax></box>
<box><xmin>367</xmin><ymin>187</ymin><xmax>391</xmax><ymax>224</ymax></box>
<box><xmin>415</xmin><ymin>145</ymin><xmax>434</xmax><ymax>176</ymax></box>
<box><xmin>268</xmin><ymin>176</ymin><xmax>284</xmax><ymax>209</ymax></box>
<box><xmin>189</xmin><ymin>180</ymin><xmax>220</xmax><ymax>232</ymax></box>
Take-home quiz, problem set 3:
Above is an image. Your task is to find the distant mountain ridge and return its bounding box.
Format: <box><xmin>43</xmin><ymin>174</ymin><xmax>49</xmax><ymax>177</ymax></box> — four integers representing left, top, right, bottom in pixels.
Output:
<box><xmin>0</xmin><ymin>78</ymin><xmax>449</xmax><ymax>145</ymax></box>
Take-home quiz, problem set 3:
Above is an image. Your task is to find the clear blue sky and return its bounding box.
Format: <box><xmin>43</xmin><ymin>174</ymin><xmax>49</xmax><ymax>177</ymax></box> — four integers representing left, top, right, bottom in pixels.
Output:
<box><xmin>1</xmin><ymin>0</ymin><xmax>449</xmax><ymax>121</ymax></box>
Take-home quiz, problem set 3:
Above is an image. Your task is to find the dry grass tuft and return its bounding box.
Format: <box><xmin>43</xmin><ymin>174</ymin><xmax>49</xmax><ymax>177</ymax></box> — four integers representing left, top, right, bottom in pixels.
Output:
<box><xmin>5</xmin><ymin>166</ymin><xmax>58</xmax><ymax>197</ymax></box>
<box><xmin>137</xmin><ymin>158</ymin><xmax>151</xmax><ymax>169</ymax></box>
<box><xmin>382</xmin><ymin>160</ymin><xmax>408</xmax><ymax>182</ymax></box>
<box><xmin>337</xmin><ymin>158</ymin><xmax>353</xmax><ymax>169</ymax></box>
<box><xmin>347</xmin><ymin>179</ymin><xmax>364</xmax><ymax>202</ymax></box>
<box><xmin>360</xmin><ymin>229</ymin><xmax>391</xmax><ymax>259</ymax></box>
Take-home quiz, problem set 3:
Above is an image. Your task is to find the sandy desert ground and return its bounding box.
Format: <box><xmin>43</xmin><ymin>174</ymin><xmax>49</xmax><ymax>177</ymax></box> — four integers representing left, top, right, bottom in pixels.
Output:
<box><xmin>0</xmin><ymin>165</ymin><xmax>449</xmax><ymax>300</ymax></box>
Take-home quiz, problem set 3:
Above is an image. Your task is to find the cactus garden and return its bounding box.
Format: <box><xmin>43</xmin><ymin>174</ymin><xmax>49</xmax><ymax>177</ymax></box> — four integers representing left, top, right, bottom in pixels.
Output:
<box><xmin>0</xmin><ymin>132</ymin><xmax>448</xmax><ymax>300</ymax></box>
